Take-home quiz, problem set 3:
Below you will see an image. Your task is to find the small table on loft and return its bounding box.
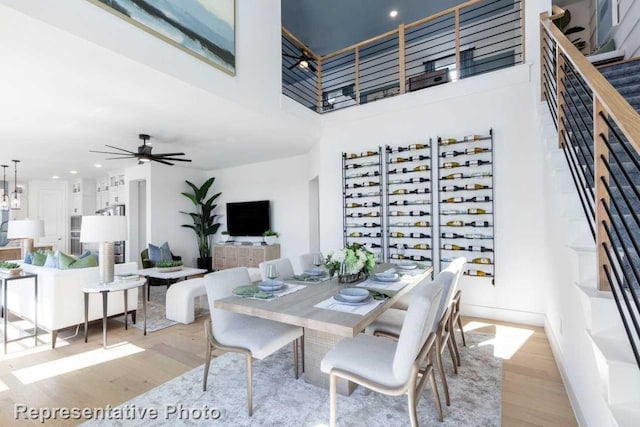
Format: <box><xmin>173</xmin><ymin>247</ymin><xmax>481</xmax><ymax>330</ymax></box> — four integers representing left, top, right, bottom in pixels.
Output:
<box><xmin>137</xmin><ymin>267</ymin><xmax>207</xmax><ymax>300</ymax></box>
<box><xmin>215</xmin><ymin>264</ymin><xmax>433</xmax><ymax>395</ymax></box>
<box><xmin>82</xmin><ymin>278</ymin><xmax>147</xmax><ymax>349</ymax></box>
<box><xmin>1</xmin><ymin>271</ymin><xmax>38</xmax><ymax>354</ymax></box>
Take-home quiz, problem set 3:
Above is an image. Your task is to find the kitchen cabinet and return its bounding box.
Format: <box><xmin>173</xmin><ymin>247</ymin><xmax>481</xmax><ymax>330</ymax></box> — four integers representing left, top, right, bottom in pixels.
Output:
<box><xmin>69</xmin><ymin>179</ymin><xmax>96</xmax><ymax>215</ymax></box>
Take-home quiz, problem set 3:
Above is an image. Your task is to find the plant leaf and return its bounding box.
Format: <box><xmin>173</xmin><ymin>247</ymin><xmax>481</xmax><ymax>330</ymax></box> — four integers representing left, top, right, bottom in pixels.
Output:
<box><xmin>180</xmin><ymin>192</ymin><xmax>198</xmax><ymax>206</ymax></box>
<box><xmin>565</xmin><ymin>26</ymin><xmax>585</xmax><ymax>36</ymax></box>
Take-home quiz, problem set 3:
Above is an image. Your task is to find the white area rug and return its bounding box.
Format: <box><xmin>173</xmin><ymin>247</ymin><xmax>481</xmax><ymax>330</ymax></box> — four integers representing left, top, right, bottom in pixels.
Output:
<box><xmin>84</xmin><ymin>331</ymin><xmax>501</xmax><ymax>426</ymax></box>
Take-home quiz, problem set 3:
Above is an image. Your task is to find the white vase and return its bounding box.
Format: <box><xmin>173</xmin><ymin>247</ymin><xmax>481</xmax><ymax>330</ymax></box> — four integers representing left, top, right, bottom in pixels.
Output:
<box><xmin>264</xmin><ymin>236</ymin><xmax>278</xmax><ymax>245</ymax></box>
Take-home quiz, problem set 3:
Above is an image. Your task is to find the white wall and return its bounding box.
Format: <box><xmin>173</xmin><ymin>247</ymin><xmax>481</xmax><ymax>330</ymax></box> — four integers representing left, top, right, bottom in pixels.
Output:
<box><xmin>210</xmin><ymin>155</ymin><xmax>311</xmax><ymax>273</ymax></box>
<box><xmin>613</xmin><ymin>0</ymin><xmax>640</xmax><ymax>57</ymax></box>
<box><xmin>314</xmin><ymin>64</ymin><xmax>547</xmax><ymax>324</ymax></box>
<box><xmin>560</xmin><ymin>0</ymin><xmax>594</xmax><ymax>53</ymax></box>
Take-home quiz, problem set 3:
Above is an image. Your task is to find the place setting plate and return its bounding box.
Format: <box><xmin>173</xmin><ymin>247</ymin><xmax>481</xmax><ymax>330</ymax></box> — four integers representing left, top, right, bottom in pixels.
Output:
<box><xmin>333</xmin><ymin>288</ymin><xmax>373</xmax><ymax>306</ymax></box>
<box><xmin>258</xmin><ymin>280</ymin><xmax>287</xmax><ymax>293</ymax></box>
<box><xmin>303</xmin><ymin>268</ymin><xmax>327</xmax><ymax>277</ymax></box>
<box><xmin>371</xmin><ymin>272</ymin><xmax>401</xmax><ymax>283</ymax></box>
<box><xmin>395</xmin><ymin>261</ymin><xmax>418</xmax><ymax>270</ymax></box>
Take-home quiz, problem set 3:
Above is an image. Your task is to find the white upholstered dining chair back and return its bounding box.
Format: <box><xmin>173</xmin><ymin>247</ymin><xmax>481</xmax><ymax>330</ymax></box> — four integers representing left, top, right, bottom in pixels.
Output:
<box><xmin>258</xmin><ymin>258</ymin><xmax>295</xmax><ymax>280</ymax></box>
<box><xmin>205</xmin><ymin>267</ymin><xmax>252</xmax><ymax>336</ymax></box>
<box><xmin>299</xmin><ymin>252</ymin><xmax>324</xmax><ymax>271</ymax></box>
<box><xmin>443</xmin><ymin>257</ymin><xmax>466</xmax><ymax>302</ymax></box>
<box><xmin>392</xmin><ymin>281</ymin><xmax>444</xmax><ymax>382</ymax></box>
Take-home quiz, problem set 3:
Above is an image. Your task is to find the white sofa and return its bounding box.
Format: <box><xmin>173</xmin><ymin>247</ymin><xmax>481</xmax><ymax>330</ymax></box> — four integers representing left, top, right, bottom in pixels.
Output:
<box><xmin>8</xmin><ymin>262</ymin><xmax>139</xmax><ymax>348</ymax></box>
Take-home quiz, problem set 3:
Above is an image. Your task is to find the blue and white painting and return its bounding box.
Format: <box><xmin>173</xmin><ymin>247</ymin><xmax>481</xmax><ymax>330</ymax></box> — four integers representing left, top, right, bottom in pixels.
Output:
<box><xmin>92</xmin><ymin>0</ymin><xmax>235</xmax><ymax>74</ymax></box>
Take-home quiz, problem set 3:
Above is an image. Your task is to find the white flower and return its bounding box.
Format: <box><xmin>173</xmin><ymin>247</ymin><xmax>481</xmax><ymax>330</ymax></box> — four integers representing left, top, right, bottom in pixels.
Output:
<box><xmin>332</xmin><ymin>250</ymin><xmax>346</xmax><ymax>264</ymax></box>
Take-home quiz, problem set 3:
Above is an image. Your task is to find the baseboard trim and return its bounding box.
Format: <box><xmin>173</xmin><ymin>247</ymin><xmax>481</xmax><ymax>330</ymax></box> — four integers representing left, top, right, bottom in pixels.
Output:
<box><xmin>461</xmin><ymin>304</ymin><xmax>545</xmax><ymax>326</ymax></box>
<box><xmin>544</xmin><ymin>316</ymin><xmax>588</xmax><ymax>427</ymax></box>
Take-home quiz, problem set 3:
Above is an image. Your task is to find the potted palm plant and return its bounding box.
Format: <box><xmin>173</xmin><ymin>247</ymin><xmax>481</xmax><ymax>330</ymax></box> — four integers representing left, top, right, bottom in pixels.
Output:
<box><xmin>180</xmin><ymin>177</ymin><xmax>222</xmax><ymax>272</ymax></box>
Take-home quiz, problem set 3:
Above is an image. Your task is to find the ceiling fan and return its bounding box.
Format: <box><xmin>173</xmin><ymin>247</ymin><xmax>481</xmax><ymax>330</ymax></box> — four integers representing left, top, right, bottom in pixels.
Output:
<box><xmin>283</xmin><ymin>49</ymin><xmax>317</xmax><ymax>72</ymax></box>
<box><xmin>90</xmin><ymin>134</ymin><xmax>192</xmax><ymax>166</ymax></box>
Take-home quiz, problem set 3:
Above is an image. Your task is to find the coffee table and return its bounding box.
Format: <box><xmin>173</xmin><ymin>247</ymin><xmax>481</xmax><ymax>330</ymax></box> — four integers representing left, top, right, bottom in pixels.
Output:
<box><xmin>137</xmin><ymin>267</ymin><xmax>207</xmax><ymax>299</ymax></box>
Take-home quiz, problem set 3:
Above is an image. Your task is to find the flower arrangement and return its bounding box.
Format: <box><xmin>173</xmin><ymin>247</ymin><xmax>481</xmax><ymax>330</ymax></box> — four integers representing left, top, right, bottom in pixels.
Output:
<box><xmin>325</xmin><ymin>243</ymin><xmax>376</xmax><ymax>281</ymax></box>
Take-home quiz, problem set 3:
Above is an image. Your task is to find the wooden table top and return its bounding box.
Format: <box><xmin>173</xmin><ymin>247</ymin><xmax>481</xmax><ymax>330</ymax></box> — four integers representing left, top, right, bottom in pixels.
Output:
<box><xmin>215</xmin><ymin>264</ymin><xmax>433</xmax><ymax>338</ymax></box>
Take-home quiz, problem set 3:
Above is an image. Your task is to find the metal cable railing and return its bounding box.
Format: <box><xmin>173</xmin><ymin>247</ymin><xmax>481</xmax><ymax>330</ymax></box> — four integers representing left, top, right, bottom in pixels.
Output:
<box><xmin>541</xmin><ymin>9</ymin><xmax>640</xmax><ymax>369</ymax></box>
<box><xmin>282</xmin><ymin>0</ymin><xmax>524</xmax><ymax>113</ymax></box>
<box><xmin>281</xmin><ymin>31</ymin><xmax>319</xmax><ymax>112</ymax></box>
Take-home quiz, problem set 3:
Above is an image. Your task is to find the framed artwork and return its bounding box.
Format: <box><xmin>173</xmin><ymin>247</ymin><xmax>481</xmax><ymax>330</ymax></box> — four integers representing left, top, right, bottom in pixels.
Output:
<box><xmin>88</xmin><ymin>0</ymin><xmax>235</xmax><ymax>75</ymax></box>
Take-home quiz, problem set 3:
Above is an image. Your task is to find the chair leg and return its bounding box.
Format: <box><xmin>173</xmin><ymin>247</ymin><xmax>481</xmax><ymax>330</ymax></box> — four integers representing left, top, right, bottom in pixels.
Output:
<box><xmin>407</xmin><ymin>384</ymin><xmax>419</xmax><ymax>427</ymax></box>
<box><xmin>436</xmin><ymin>349</ymin><xmax>451</xmax><ymax>406</ymax></box>
<box><xmin>429</xmin><ymin>368</ymin><xmax>444</xmax><ymax>422</ymax></box>
<box><xmin>446</xmin><ymin>336</ymin><xmax>458</xmax><ymax>374</ymax></box>
<box><xmin>301</xmin><ymin>334</ymin><xmax>305</xmax><ymax>373</ymax></box>
<box><xmin>330</xmin><ymin>374</ymin><xmax>337</xmax><ymax>427</ymax></box>
<box><xmin>293</xmin><ymin>339</ymin><xmax>299</xmax><ymax>380</ymax></box>
<box><xmin>246</xmin><ymin>355</ymin><xmax>253</xmax><ymax>416</ymax></box>
<box><xmin>450</xmin><ymin>332</ymin><xmax>462</xmax><ymax>368</ymax></box>
<box><xmin>457</xmin><ymin>316</ymin><xmax>466</xmax><ymax>346</ymax></box>
<box><xmin>203</xmin><ymin>342</ymin><xmax>212</xmax><ymax>392</ymax></box>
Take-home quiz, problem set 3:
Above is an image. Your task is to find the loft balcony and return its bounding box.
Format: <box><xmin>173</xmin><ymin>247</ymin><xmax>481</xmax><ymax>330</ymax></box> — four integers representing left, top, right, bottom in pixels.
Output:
<box><xmin>282</xmin><ymin>0</ymin><xmax>524</xmax><ymax>113</ymax></box>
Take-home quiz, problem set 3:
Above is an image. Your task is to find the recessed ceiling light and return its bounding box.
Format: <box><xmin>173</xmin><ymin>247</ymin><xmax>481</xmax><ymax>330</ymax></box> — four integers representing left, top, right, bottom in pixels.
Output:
<box><xmin>52</xmin><ymin>175</ymin><xmax>60</xmax><ymax>179</ymax></box>
<box><xmin>94</xmin><ymin>164</ymin><xmax>102</xmax><ymax>168</ymax></box>
<box><xmin>69</xmin><ymin>170</ymin><xmax>78</xmax><ymax>174</ymax></box>
<box><xmin>390</xmin><ymin>10</ymin><xmax>398</xmax><ymax>18</ymax></box>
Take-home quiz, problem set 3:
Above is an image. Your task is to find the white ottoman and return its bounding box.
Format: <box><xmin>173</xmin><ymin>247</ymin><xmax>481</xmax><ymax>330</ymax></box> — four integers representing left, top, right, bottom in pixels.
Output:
<box><xmin>165</xmin><ymin>278</ymin><xmax>207</xmax><ymax>324</ymax></box>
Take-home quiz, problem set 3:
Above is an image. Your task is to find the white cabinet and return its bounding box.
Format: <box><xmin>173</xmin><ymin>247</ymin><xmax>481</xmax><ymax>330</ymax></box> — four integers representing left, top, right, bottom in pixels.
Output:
<box><xmin>69</xmin><ymin>179</ymin><xmax>96</xmax><ymax>215</ymax></box>
<box><xmin>96</xmin><ymin>178</ymin><xmax>109</xmax><ymax>210</ymax></box>
<box><xmin>108</xmin><ymin>171</ymin><xmax>125</xmax><ymax>206</ymax></box>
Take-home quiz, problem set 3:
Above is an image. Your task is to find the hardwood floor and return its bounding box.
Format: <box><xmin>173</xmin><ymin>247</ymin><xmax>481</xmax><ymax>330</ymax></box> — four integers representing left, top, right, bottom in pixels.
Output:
<box><xmin>0</xmin><ymin>315</ymin><xmax>577</xmax><ymax>426</ymax></box>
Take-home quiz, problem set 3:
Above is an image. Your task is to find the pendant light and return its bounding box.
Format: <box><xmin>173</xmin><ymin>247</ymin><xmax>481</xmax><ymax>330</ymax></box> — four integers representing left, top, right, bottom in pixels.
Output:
<box><xmin>10</xmin><ymin>160</ymin><xmax>20</xmax><ymax>210</ymax></box>
<box><xmin>1</xmin><ymin>165</ymin><xmax>8</xmax><ymax>211</ymax></box>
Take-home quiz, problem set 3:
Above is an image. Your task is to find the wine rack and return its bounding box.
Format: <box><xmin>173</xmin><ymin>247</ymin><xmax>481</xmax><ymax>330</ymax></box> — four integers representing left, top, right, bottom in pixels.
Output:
<box><xmin>342</xmin><ymin>148</ymin><xmax>384</xmax><ymax>260</ymax></box>
<box><xmin>385</xmin><ymin>142</ymin><xmax>434</xmax><ymax>267</ymax></box>
<box><xmin>437</xmin><ymin>130</ymin><xmax>495</xmax><ymax>282</ymax></box>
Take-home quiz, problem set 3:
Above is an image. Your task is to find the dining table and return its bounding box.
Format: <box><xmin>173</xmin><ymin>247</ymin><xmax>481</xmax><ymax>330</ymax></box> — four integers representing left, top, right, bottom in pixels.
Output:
<box><xmin>214</xmin><ymin>263</ymin><xmax>433</xmax><ymax>395</ymax></box>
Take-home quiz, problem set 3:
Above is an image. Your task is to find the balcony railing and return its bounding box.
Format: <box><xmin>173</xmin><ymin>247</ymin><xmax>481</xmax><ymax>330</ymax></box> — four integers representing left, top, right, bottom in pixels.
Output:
<box><xmin>541</xmin><ymin>7</ymin><xmax>640</xmax><ymax>370</ymax></box>
<box><xmin>282</xmin><ymin>0</ymin><xmax>524</xmax><ymax>113</ymax></box>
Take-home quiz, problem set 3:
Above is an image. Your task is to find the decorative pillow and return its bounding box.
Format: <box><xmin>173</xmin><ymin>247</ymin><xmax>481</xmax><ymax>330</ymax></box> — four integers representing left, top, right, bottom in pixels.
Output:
<box><xmin>58</xmin><ymin>251</ymin><xmax>77</xmax><ymax>269</ymax></box>
<box><xmin>69</xmin><ymin>254</ymin><xmax>98</xmax><ymax>269</ymax></box>
<box><xmin>79</xmin><ymin>250</ymin><xmax>99</xmax><ymax>265</ymax></box>
<box><xmin>31</xmin><ymin>250</ymin><xmax>48</xmax><ymax>267</ymax></box>
<box><xmin>24</xmin><ymin>252</ymin><xmax>33</xmax><ymax>264</ymax></box>
<box><xmin>148</xmin><ymin>242</ymin><xmax>172</xmax><ymax>264</ymax></box>
<box><xmin>44</xmin><ymin>251</ymin><xmax>60</xmax><ymax>269</ymax></box>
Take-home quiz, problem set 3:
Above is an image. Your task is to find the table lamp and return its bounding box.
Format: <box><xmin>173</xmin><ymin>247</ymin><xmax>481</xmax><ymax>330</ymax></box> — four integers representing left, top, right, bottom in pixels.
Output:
<box><xmin>7</xmin><ymin>219</ymin><xmax>44</xmax><ymax>259</ymax></box>
<box><xmin>80</xmin><ymin>215</ymin><xmax>127</xmax><ymax>284</ymax></box>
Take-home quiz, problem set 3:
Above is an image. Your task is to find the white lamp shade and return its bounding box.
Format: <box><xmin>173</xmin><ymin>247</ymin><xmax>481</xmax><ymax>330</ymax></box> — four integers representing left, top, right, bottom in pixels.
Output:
<box><xmin>80</xmin><ymin>216</ymin><xmax>128</xmax><ymax>242</ymax></box>
<box><xmin>7</xmin><ymin>219</ymin><xmax>44</xmax><ymax>239</ymax></box>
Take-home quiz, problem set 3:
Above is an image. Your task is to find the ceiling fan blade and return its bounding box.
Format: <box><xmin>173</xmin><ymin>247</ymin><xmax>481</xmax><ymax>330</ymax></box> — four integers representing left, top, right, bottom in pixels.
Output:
<box><xmin>308</xmin><ymin>62</ymin><xmax>317</xmax><ymax>73</ymax></box>
<box><xmin>106</xmin><ymin>156</ymin><xmax>136</xmax><ymax>160</ymax></box>
<box><xmin>152</xmin><ymin>158</ymin><xmax>174</xmax><ymax>166</ymax></box>
<box><xmin>155</xmin><ymin>157</ymin><xmax>192</xmax><ymax>162</ymax></box>
<box><xmin>282</xmin><ymin>52</ymin><xmax>298</xmax><ymax>58</ymax></box>
<box><xmin>152</xmin><ymin>152</ymin><xmax>186</xmax><ymax>157</ymax></box>
<box><xmin>89</xmin><ymin>150</ymin><xmax>134</xmax><ymax>155</ymax></box>
<box><xmin>105</xmin><ymin>144</ymin><xmax>136</xmax><ymax>154</ymax></box>
<box><xmin>288</xmin><ymin>61</ymin><xmax>300</xmax><ymax>70</ymax></box>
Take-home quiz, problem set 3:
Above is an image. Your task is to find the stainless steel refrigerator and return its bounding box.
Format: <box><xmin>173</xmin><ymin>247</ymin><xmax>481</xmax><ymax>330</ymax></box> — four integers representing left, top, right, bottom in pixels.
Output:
<box><xmin>83</xmin><ymin>204</ymin><xmax>126</xmax><ymax>263</ymax></box>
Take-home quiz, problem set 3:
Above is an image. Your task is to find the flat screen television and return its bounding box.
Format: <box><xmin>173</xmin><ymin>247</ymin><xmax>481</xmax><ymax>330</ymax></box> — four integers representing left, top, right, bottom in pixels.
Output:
<box><xmin>226</xmin><ymin>200</ymin><xmax>270</xmax><ymax>236</ymax></box>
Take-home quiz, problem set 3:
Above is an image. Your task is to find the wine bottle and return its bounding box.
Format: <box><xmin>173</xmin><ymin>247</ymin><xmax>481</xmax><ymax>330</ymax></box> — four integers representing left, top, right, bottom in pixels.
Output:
<box><xmin>446</xmin><ymin>220</ymin><xmax>464</xmax><ymax>227</ymax></box>
<box><xmin>441</xmin><ymin>185</ymin><xmax>464</xmax><ymax>192</ymax></box>
<box><xmin>443</xmin><ymin>244</ymin><xmax>464</xmax><ymax>250</ymax></box>
<box><xmin>410</xmin><ymin>210</ymin><xmax>429</xmax><ymax>216</ymax></box>
<box><xmin>348</xmin><ymin>202</ymin><xmax>361</xmax><ymax>208</ymax></box>
<box><xmin>463</xmin><ymin>134</ymin><xmax>482</xmax><ymax>141</ymax></box>
<box><xmin>363</xmin><ymin>222</ymin><xmax>380</xmax><ymax>228</ymax></box>
<box><xmin>465</xmin><ymin>160</ymin><xmax>491</xmax><ymax>167</ymax></box>
<box><xmin>441</xmin><ymin>232</ymin><xmax>463</xmax><ymax>239</ymax></box>
<box><xmin>413</xmin><ymin>155</ymin><xmax>429</xmax><ymax>161</ymax></box>
<box><xmin>443</xmin><ymin>197</ymin><xmax>464</xmax><ymax>203</ymax></box>
<box><xmin>464</xmin><ymin>221</ymin><xmax>491</xmax><ymax>227</ymax></box>
<box><xmin>371</xmin><ymin>243</ymin><xmax>382</xmax><ymax>248</ymax></box>
<box><xmin>465</xmin><ymin>147</ymin><xmax>489</xmax><ymax>155</ymax></box>
<box><xmin>389</xmin><ymin>243</ymin><xmax>408</xmax><ymax>249</ymax></box>
<box><xmin>465</xmin><ymin>233</ymin><xmax>492</xmax><ymax>239</ymax></box>
<box><xmin>392</xmin><ymin>157</ymin><xmax>408</xmax><ymax>163</ymax></box>
<box><xmin>468</xmin><ymin>246</ymin><xmax>493</xmax><ymax>252</ymax></box>
<box><xmin>440</xmin><ymin>151</ymin><xmax>461</xmax><ymax>158</ymax></box>
<box><xmin>442</xmin><ymin>173</ymin><xmax>463</xmax><ymax>180</ymax></box>
<box><xmin>471</xmin><ymin>257</ymin><xmax>492</xmax><ymax>264</ymax></box>
<box><xmin>393</xmin><ymin>188</ymin><xmax>408</xmax><ymax>195</ymax></box>
<box><xmin>348</xmin><ymin>153</ymin><xmax>357</xmax><ymax>159</ymax></box>
<box><xmin>466</xmin><ymin>196</ymin><xmax>492</xmax><ymax>203</ymax></box>
<box><xmin>442</xmin><ymin>161</ymin><xmax>460</xmax><ymax>169</ymax></box>
<box><xmin>467</xmin><ymin>269</ymin><xmax>492</xmax><ymax>277</ymax></box>
<box><xmin>470</xmin><ymin>172</ymin><xmax>492</xmax><ymax>178</ymax></box>
<box><xmin>414</xmin><ymin>221</ymin><xmax>430</xmax><ymax>227</ymax></box>
<box><xmin>442</xmin><ymin>209</ymin><xmax>462</xmax><ymax>215</ymax></box>
<box><xmin>364</xmin><ymin>212</ymin><xmax>379</xmax><ymax>217</ymax></box>
<box><xmin>391</xmin><ymin>254</ymin><xmax>407</xmax><ymax>260</ymax></box>
<box><xmin>413</xmin><ymin>243</ymin><xmax>429</xmax><ymax>250</ymax></box>
<box><xmin>412</xmin><ymin>165</ymin><xmax>429</xmax><ymax>172</ymax></box>
<box><xmin>465</xmin><ymin>184</ymin><xmax>489</xmax><ymax>190</ymax></box>
<box><xmin>364</xmin><ymin>150</ymin><xmax>377</xmax><ymax>157</ymax></box>
<box><xmin>468</xmin><ymin>208</ymin><xmax>487</xmax><ymax>214</ymax></box>
<box><xmin>390</xmin><ymin>211</ymin><xmax>405</xmax><ymax>216</ymax></box>
<box><xmin>413</xmin><ymin>233</ymin><xmax>429</xmax><ymax>238</ymax></box>
<box><xmin>411</xmin><ymin>143</ymin><xmax>426</xmax><ymax>150</ymax></box>
<box><xmin>389</xmin><ymin>232</ymin><xmax>405</xmax><ymax>238</ymax></box>
<box><xmin>438</xmin><ymin>137</ymin><xmax>458</xmax><ymax>145</ymax></box>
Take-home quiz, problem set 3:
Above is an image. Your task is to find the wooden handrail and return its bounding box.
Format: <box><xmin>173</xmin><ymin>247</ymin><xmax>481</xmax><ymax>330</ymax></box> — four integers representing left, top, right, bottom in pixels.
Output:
<box><xmin>321</xmin><ymin>28</ymin><xmax>400</xmax><ymax>61</ymax></box>
<box><xmin>549</xmin><ymin>5</ymin><xmax>565</xmax><ymax>20</ymax></box>
<box><xmin>540</xmin><ymin>12</ymin><xmax>640</xmax><ymax>153</ymax></box>
<box><xmin>282</xmin><ymin>27</ymin><xmax>320</xmax><ymax>60</ymax></box>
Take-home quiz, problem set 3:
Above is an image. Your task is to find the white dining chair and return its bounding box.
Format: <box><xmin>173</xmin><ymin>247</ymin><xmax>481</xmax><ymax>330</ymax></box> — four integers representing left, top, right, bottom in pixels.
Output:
<box><xmin>299</xmin><ymin>252</ymin><xmax>324</xmax><ymax>271</ymax></box>
<box><xmin>365</xmin><ymin>257</ymin><xmax>467</xmax><ymax>407</ymax></box>
<box><xmin>202</xmin><ymin>267</ymin><xmax>303</xmax><ymax>416</ymax></box>
<box><xmin>258</xmin><ymin>258</ymin><xmax>295</xmax><ymax>281</ymax></box>
<box><xmin>321</xmin><ymin>281</ymin><xmax>444</xmax><ymax>427</ymax></box>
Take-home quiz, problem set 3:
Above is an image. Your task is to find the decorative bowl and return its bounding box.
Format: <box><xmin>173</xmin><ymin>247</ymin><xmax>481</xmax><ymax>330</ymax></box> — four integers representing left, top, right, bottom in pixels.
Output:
<box><xmin>157</xmin><ymin>266</ymin><xmax>182</xmax><ymax>273</ymax></box>
<box><xmin>338</xmin><ymin>272</ymin><xmax>366</xmax><ymax>284</ymax></box>
<box><xmin>0</xmin><ymin>267</ymin><xmax>22</xmax><ymax>277</ymax></box>
<box><xmin>338</xmin><ymin>288</ymin><xmax>370</xmax><ymax>302</ymax></box>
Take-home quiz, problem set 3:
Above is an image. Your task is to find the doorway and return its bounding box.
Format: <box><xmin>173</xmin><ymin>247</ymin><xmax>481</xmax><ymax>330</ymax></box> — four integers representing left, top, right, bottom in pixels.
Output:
<box><xmin>128</xmin><ymin>179</ymin><xmax>147</xmax><ymax>264</ymax></box>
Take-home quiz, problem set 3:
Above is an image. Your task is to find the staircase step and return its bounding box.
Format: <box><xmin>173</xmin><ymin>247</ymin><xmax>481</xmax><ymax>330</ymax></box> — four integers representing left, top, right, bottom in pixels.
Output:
<box><xmin>577</xmin><ymin>284</ymin><xmax>622</xmax><ymax>333</ymax></box>
<box><xmin>599</xmin><ymin>61</ymin><xmax>640</xmax><ymax>80</ymax></box>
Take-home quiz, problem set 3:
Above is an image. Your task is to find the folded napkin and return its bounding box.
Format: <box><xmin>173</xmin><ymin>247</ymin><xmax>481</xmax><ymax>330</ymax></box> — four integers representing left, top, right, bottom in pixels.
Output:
<box><xmin>291</xmin><ymin>274</ymin><xmax>326</xmax><ymax>283</ymax></box>
<box><xmin>368</xmin><ymin>289</ymin><xmax>390</xmax><ymax>300</ymax></box>
<box><xmin>232</xmin><ymin>285</ymin><xmax>273</xmax><ymax>299</ymax></box>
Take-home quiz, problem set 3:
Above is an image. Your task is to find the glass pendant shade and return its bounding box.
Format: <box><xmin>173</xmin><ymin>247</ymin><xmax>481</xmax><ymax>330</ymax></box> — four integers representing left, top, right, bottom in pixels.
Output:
<box><xmin>1</xmin><ymin>164</ymin><xmax>8</xmax><ymax>211</ymax></box>
<box><xmin>10</xmin><ymin>160</ymin><xmax>20</xmax><ymax>210</ymax></box>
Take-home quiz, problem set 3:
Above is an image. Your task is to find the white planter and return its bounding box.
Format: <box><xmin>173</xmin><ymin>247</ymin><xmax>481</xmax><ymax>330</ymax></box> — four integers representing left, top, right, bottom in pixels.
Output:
<box><xmin>264</xmin><ymin>236</ymin><xmax>278</xmax><ymax>245</ymax></box>
<box><xmin>220</xmin><ymin>235</ymin><xmax>230</xmax><ymax>243</ymax></box>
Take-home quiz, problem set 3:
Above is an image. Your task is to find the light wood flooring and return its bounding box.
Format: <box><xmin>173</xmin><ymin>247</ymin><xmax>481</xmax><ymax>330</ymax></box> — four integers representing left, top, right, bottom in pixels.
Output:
<box><xmin>0</xmin><ymin>315</ymin><xmax>577</xmax><ymax>426</ymax></box>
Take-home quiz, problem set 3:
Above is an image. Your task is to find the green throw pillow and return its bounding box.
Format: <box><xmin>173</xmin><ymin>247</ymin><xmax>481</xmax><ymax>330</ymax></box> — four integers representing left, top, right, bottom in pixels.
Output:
<box><xmin>58</xmin><ymin>251</ymin><xmax>77</xmax><ymax>269</ymax></box>
<box><xmin>69</xmin><ymin>254</ymin><xmax>98</xmax><ymax>269</ymax></box>
<box><xmin>31</xmin><ymin>250</ymin><xmax>48</xmax><ymax>266</ymax></box>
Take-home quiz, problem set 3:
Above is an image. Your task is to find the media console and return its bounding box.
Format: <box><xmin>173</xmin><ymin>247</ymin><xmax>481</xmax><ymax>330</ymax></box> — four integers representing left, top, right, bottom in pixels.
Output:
<box><xmin>212</xmin><ymin>244</ymin><xmax>280</xmax><ymax>270</ymax></box>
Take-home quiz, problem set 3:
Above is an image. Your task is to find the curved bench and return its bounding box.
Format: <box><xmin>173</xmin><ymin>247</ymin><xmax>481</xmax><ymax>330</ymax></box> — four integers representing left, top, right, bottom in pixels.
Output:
<box><xmin>165</xmin><ymin>278</ymin><xmax>206</xmax><ymax>324</ymax></box>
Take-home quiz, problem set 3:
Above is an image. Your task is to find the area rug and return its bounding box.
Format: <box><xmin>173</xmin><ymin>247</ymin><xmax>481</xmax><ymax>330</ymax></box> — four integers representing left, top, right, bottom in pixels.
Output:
<box><xmin>84</xmin><ymin>331</ymin><xmax>501</xmax><ymax>426</ymax></box>
<box><xmin>113</xmin><ymin>285</ymin><xmax>209</xmax><ymax>333</ymax></box>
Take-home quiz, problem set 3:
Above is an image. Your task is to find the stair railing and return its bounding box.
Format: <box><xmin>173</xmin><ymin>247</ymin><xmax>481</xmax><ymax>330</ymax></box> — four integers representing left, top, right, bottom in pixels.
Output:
<box><xmin>541</xmin><ymin>9</ymin><xmax>640</xmax><ymax>369</ymax></box>
<box><xmin>283</xmin><ymin>0</ymin><xmax>525</xmax><ymax>112</ymax></box>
